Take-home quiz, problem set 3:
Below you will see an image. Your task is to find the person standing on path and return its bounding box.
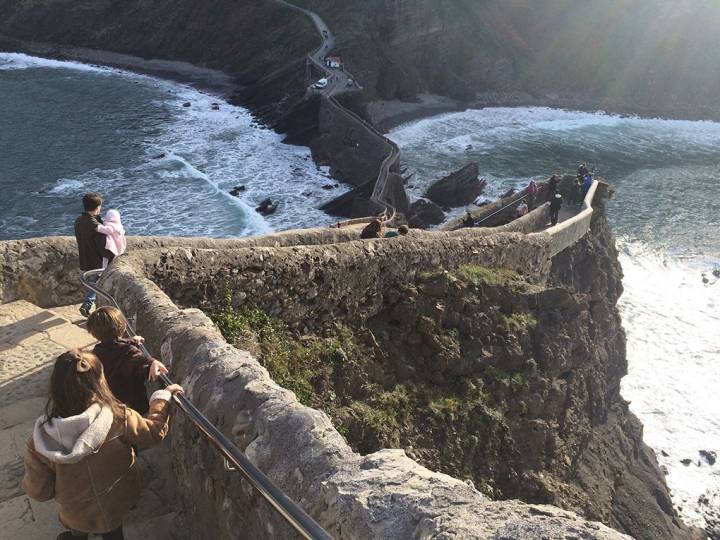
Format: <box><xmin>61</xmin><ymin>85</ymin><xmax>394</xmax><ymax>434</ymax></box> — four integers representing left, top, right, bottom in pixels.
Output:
<box><xmin>546</xmin><ymin>175</ymin><xmax>559</xmax><ymax>202</ymax></box>
<box><xmin>75</xmin><ymin>193</ymin><xmax>107</xmax><ymax>317</ymax></box>
<box><xmin>550</xmin><ymin>192</ymin><xmax>563</xmax><ymax>226</ymax></box>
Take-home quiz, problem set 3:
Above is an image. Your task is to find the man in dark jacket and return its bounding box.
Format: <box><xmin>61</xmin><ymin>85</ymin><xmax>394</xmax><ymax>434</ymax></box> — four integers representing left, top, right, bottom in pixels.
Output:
<box><xmin>75</xmin><ymin>192</ymin><xmax>106</xmax><ymax>317</ymax></box>
<box><xmin>550</xmin><ymin>192</ymin><xmax>563</xmax><ymax>226</ymax></box>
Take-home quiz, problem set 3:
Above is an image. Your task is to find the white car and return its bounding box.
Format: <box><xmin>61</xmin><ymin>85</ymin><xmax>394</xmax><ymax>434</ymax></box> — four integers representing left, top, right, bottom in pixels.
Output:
<box><xmin>312</xmin><ymin>78</ymin><xmax>328</xmax><ymax>90</ymax></box>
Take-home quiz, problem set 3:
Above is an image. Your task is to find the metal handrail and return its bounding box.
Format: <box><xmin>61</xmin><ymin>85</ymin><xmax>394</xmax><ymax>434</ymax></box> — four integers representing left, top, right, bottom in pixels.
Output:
<box><xmin>81</xmin><ymin>269</ymin><xmax>334</xmax><ymax>540</ymax></box>
<box><xmin>472</xmin><ymin>193</ymin><xmax>530</xmax><ymax>228</ymax></box>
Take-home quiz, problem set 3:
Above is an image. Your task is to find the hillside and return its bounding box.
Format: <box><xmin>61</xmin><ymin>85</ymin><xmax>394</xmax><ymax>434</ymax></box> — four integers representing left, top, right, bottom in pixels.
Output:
<box><xmin>2</xmin><ymin>0</ymin><xmax>720</xmax><ymax>123</ymax></box>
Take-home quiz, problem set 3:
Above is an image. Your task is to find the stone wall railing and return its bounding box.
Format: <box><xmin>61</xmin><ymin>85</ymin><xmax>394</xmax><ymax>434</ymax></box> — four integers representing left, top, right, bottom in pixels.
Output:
<box><xmin>92</xmin><ymin>242</ymin><xmax>628</xmax><ymax>540</ymax></box>
<box><xmin>0</xmin><ymin>225</ymin><xmax>366</xmax><ymax>307</ymax></box>
<box><xmin>533</xmin><ymin>180</ymin><xmax>599</xmax><ymax>256</ymax></box>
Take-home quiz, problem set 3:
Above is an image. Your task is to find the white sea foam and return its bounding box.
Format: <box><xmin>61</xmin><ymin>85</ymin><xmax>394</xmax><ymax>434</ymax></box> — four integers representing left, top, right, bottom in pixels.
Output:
<box><xmin>619</xmin><ymin>240</ymin><xmax>720</xmax><ymax>529</ymax></box>
<box><xmin>0</xmin><ymin>52</ymin><xmax>110</xmax><ymax>73</ymax></box>
<box><xmin>48</xmin><ymin>178</ymin><xmax>84</xmax><ymax>194</ymax></box>
<box><xmin>1</xmin><ymin>52</ymin><xmax>344</xmax><ymax>238</ymax></box>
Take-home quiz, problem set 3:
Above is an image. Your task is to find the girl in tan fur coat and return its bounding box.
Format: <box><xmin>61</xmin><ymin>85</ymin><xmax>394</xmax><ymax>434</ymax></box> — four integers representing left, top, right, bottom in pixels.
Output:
<box><xmin>22</xmin><ymin>349</ymin><xmax>183</xmax><ymax>540</ymax></box>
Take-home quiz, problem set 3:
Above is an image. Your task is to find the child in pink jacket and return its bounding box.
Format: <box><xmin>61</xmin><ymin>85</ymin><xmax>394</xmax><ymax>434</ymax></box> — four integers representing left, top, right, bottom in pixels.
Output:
<box><xmin>96</xmin><ymin>209</ymin><xmax>127</xmax><ymax>267</ymax></box>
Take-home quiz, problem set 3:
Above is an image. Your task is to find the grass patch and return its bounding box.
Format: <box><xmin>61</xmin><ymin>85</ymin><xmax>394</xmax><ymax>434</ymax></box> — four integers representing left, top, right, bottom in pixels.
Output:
<box><xmin>211</xmin><ymin>292</ymin><xmax>367</xmax><ymax>406</ymax></box>
<box><xmin>501</xmin><ymin>312</ymin><xmax>537</xmax><ymax>333</ymax></box>
<box><xmin>455</xmin><ymin>264</ymin><xmax>520</xmax><ymax>286</ymax></box>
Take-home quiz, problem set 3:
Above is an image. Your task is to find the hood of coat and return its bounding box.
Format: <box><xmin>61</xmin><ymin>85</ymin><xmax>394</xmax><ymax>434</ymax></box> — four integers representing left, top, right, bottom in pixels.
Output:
<box><xmin>104</xmin><ymin>209</ymin><xmax>125</xmax><ymax>235</ymax></box>
<box><xmin>33</xmin><ymin>404</ymin><xmax>115</xmax><ymax>464</ymax></box>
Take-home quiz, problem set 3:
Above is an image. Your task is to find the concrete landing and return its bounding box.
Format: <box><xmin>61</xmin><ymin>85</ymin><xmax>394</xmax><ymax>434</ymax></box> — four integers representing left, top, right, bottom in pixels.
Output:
<box><xmin>0</xmin><ymin>301</ymin><xmax>176</xmax><ymax>539</ymax></box>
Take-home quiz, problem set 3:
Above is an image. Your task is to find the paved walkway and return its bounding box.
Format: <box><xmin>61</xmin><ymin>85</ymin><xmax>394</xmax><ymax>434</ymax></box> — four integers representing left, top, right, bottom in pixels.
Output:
<box><xmin>0</xmin><ymin>301</ymin><xmax>175</xmax><ymax>539</ymax></box>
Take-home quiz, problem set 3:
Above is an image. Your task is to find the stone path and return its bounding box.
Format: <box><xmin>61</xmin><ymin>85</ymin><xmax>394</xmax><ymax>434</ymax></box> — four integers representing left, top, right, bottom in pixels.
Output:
<box><xmin>0</xmin><ymin>300</ymin><xmax>177</xmax><ymax>539</ymax></box>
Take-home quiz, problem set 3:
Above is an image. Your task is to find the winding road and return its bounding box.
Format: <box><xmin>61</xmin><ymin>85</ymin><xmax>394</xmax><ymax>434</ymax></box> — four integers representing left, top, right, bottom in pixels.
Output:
<box><xmin>275</xmin><ymin>0</ymin><xmax>400</xmax><ymax>221</ymax></box>
<box><xmin>274</xmin><ymin>0</ymin><xmax>356</xmax><ymax>96</ymax></box>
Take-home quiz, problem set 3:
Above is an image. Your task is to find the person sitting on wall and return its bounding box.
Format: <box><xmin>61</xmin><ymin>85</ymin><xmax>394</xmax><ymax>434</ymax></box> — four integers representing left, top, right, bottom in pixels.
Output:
<box><xmin>515</xmin><ymin>200</ymin><xmax>529</xmax><ymax>218</ymax></box>
<box><xmin>384</xmin><ymin>225</ymin><xmax>409</xmax><ymax>238</ymax></box>
<box><xmin>550</xmin><ymin>192</ymin><xmax>563</xmax><ymax>226</ymax></box>
<box><xmin>546</xmin><ymin>175</ymin><xmax>559</xmax><ymax>202</ymax></box>
<box><xmin>360</xmin><ymin>218</ymin><xmax>385</xmax><ymax>239</ymax></box>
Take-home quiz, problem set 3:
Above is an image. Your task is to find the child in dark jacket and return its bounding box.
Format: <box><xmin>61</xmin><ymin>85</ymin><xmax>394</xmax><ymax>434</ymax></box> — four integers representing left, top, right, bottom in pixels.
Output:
<box><xmin>87</xmin><ymin>307</ymin><xmax>168</xmax><ymax>415</ymax></box>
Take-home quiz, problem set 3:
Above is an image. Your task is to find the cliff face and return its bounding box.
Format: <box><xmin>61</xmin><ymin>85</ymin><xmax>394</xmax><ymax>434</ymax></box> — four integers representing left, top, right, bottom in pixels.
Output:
<box><xmin>135</xmin><ymin>205</ymin><xmax>699</xmax><ymax>539</ymax></box>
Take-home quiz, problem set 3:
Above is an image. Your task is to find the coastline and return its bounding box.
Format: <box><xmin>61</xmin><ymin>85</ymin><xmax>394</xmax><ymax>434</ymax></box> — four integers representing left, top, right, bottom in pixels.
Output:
<box><xmin>372</xmin><ymin>90</ymin><xmax>720</xmax><ymax>135</ymax></box>
<box><xmin>0</xmin><ymin>34</ymin><xmax>236</xmax><ymax>99</ymax></box>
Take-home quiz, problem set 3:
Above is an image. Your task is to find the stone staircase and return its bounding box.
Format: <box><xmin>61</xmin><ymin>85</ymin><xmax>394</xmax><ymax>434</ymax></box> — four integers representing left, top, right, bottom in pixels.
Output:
<box><xmin>0</xmin><ymin>300</ymin><xmax>177</xmax><ymax>539</ymax></box>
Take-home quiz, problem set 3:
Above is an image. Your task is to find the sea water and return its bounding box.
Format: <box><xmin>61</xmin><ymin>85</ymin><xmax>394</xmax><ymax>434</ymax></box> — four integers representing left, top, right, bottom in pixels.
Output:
<box><xmin>0</xmin><ymin>53</ymin><xmax>345</xmax><ymax>240</ymax></box>
<box><xmin>1</xmin><ymin>54</ymin><xmax>718</xmax><ymax>529</ymax></box>
<box><xmin>388</xmin><ymin>106</ymin><xmax>720</xmax><ymax>529</ymax></box>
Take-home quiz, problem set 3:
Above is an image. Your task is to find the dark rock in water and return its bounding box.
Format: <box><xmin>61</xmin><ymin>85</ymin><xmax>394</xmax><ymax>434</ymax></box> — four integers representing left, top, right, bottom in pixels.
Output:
<box><xmin>713</xmin><ymin>269</ymin><xmax>720</xmax><ymax>278</ymax></box>
<box><xmin>182</xmin><ymin>102</ymin><xmax>191</xmax><ymax>108</ymax></box>
<box><xmin>660</xmin><ymin>450</ymin><xmax>669</xmax><ymax>457</ymax></box>
<box><xmin>229</xmin><ymin>185</ymin><xmax>246</xmax><ymax>197</ymax></box>
<box><xmin>699</xmin><ymin>450</ymin><xmax>717</xmax><ymax>466</ymax></box>
<box><xmin>407</xmin><ymin>199</ymin><xmax>445</xmax><ymax>229</ymax></box>
<box><xmin>211</xmin><ymin>104</ymin><xmax>220</xmax><ymax>111</ymax></box>
<box><xmin>321</xmin><ymin>184</ymin><xmax>339</xmax><ymax>190</ymax></box>
<box><xmin>680</xmin><ymin>458</ymin><xmax>693</xmax><ymax>466</ymax></box>
<box><xmin>301</xmin><ymin>191</ymin><xmax>313</xmax><ymax>197</ymax></box>
<box><xmin>152</xmin><ymin>153</ymin><xmax>166</xmax><ymax>159</ymax></box>
<box><xmin>425</xmin><ymin>163</ymin><xmax>486</xmax><ymax>208</ymax></box>
<box><xmin>255</xmin><ymin>198</ymin><xmax>278</xmax><ymax>216</ymax></box>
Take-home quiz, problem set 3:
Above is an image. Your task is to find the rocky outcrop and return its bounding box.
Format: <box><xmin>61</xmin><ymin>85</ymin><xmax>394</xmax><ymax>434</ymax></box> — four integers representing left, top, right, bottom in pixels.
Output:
<box><xmin>407</xmin><ymin>199</ymin><xmax>445</xmax><ymax>228</ymax></box>
<box><xmin>425</xmin><ymin>163</ymin><xmax>486</xmax><ymax>208</ymax></box>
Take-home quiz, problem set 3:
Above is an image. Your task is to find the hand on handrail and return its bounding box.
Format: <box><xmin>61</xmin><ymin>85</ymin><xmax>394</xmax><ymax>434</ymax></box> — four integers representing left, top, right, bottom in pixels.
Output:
<box><xmin>165</xmin><ymin>384</ymin><xmax>184</xmax><ymax>395</ymax></box>
<box><xmin>148</xmin><ymin>359</ymin><xmax>169</xmax><ymax>381</ymax></box>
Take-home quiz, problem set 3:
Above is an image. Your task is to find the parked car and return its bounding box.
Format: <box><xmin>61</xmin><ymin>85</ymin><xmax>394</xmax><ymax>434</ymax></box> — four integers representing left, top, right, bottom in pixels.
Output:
<box><xmin>312</xmin><ymin>78</ymin><xmax>328</xmax><ymax>90</ymax></box>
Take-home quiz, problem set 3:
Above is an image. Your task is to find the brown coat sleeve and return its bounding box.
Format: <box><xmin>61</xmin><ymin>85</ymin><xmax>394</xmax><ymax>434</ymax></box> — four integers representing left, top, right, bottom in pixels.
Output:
<box><xmin>123</xmin><ymin>395</ymin><xmax>172</xmax><ymax>450</ymax></box>
<box><xmin>21</xmin><ymin>439</ymin><xmax>55</xmax><ymax>502</ymax></box>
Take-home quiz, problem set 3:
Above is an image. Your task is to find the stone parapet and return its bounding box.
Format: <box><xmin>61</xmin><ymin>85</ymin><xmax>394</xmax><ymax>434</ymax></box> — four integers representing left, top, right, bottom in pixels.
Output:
<box><xmin>95</xmin><ymin>252</ymin><xmax>629</xmax><ymax>540</ymax></box>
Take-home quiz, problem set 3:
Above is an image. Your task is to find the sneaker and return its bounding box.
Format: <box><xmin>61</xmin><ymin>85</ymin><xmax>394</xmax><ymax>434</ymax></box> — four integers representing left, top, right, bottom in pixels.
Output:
<box><xmin>79</xmin><ymin>304</ymin><xmax>92</xmax><ymax>318</ymax></box>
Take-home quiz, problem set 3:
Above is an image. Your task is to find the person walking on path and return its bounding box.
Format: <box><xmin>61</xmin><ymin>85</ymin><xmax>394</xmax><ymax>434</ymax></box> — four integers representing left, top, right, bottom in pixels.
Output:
<box><xmin>75</xmin><ymin>193</ymin><xmax>107</xmax><ymax>317</ymax></box>
<box><xmin>87</xmin><ymin>307</ymin><xmax>168</xmax><ymax>415</ymax></box>
<box><xmin>22</xmin><ymin>349</ymin><xmax>184</xmax><ymax>540</ymax></box>
<box><xmin>550</xmin><ymin>192</ymin><xmax>563</xmax><ymax>226</ymax></box>
<box><xmin>526</xmin><ymin>180</ymin><xmax>539</xmax><ymax>209</ymax></box>
<box><xmin>581</xmin><ymin>173</ymin><xmax>594</xmax><ymax>200</ymax></box>
<box><xmin>546</xmin><ymin>175</ymin><xmax>559</xmax><ymax>202</ymax></box>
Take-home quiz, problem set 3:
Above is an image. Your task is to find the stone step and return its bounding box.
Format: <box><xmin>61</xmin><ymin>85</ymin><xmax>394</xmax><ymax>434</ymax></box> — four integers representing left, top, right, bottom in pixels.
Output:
<box><xmin>125</xmin><ymin>512</ymin><xmax>179</xmax><ymax>540</ymax></box>
<box><xmin>0</xmin><ymin>493</ymin><xmax>63</xmax><ymax>539</ymax></box>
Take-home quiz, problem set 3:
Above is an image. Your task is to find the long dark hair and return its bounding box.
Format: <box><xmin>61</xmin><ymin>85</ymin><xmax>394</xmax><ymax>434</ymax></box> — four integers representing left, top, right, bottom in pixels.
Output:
<box><xmin>44</xmin><ymin>349</ymin><xmax>123</xmax><ymax>422</ymax></box>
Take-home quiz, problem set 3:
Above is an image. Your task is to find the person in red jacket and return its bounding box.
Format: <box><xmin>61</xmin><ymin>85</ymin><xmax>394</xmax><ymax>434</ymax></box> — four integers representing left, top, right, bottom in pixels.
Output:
<box><xmin>86</xmin><ymin>307</ymin><xmax>168</xmax><ymax>414</ymax></box>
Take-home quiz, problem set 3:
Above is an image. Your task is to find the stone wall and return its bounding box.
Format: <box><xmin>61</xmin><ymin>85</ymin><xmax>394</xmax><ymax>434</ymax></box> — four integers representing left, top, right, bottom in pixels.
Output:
<box><xmin>141</xmin><ymin>230</ymin><xmax>553</xmax><ymax>328</ymax></box>
<box><xmin>534</xmin><ymin>180</ymin><xmax>602</xmax><ymax>257</ymax></box>
<box><xmin>0</xmin><ymin>225</ymin><xmax>366</xmax><ymax>307</ymax></box>
<box><xmin>95</xmin><ymin>249</ymin><xmax>629</xmax><ymax>540</ymax></box>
